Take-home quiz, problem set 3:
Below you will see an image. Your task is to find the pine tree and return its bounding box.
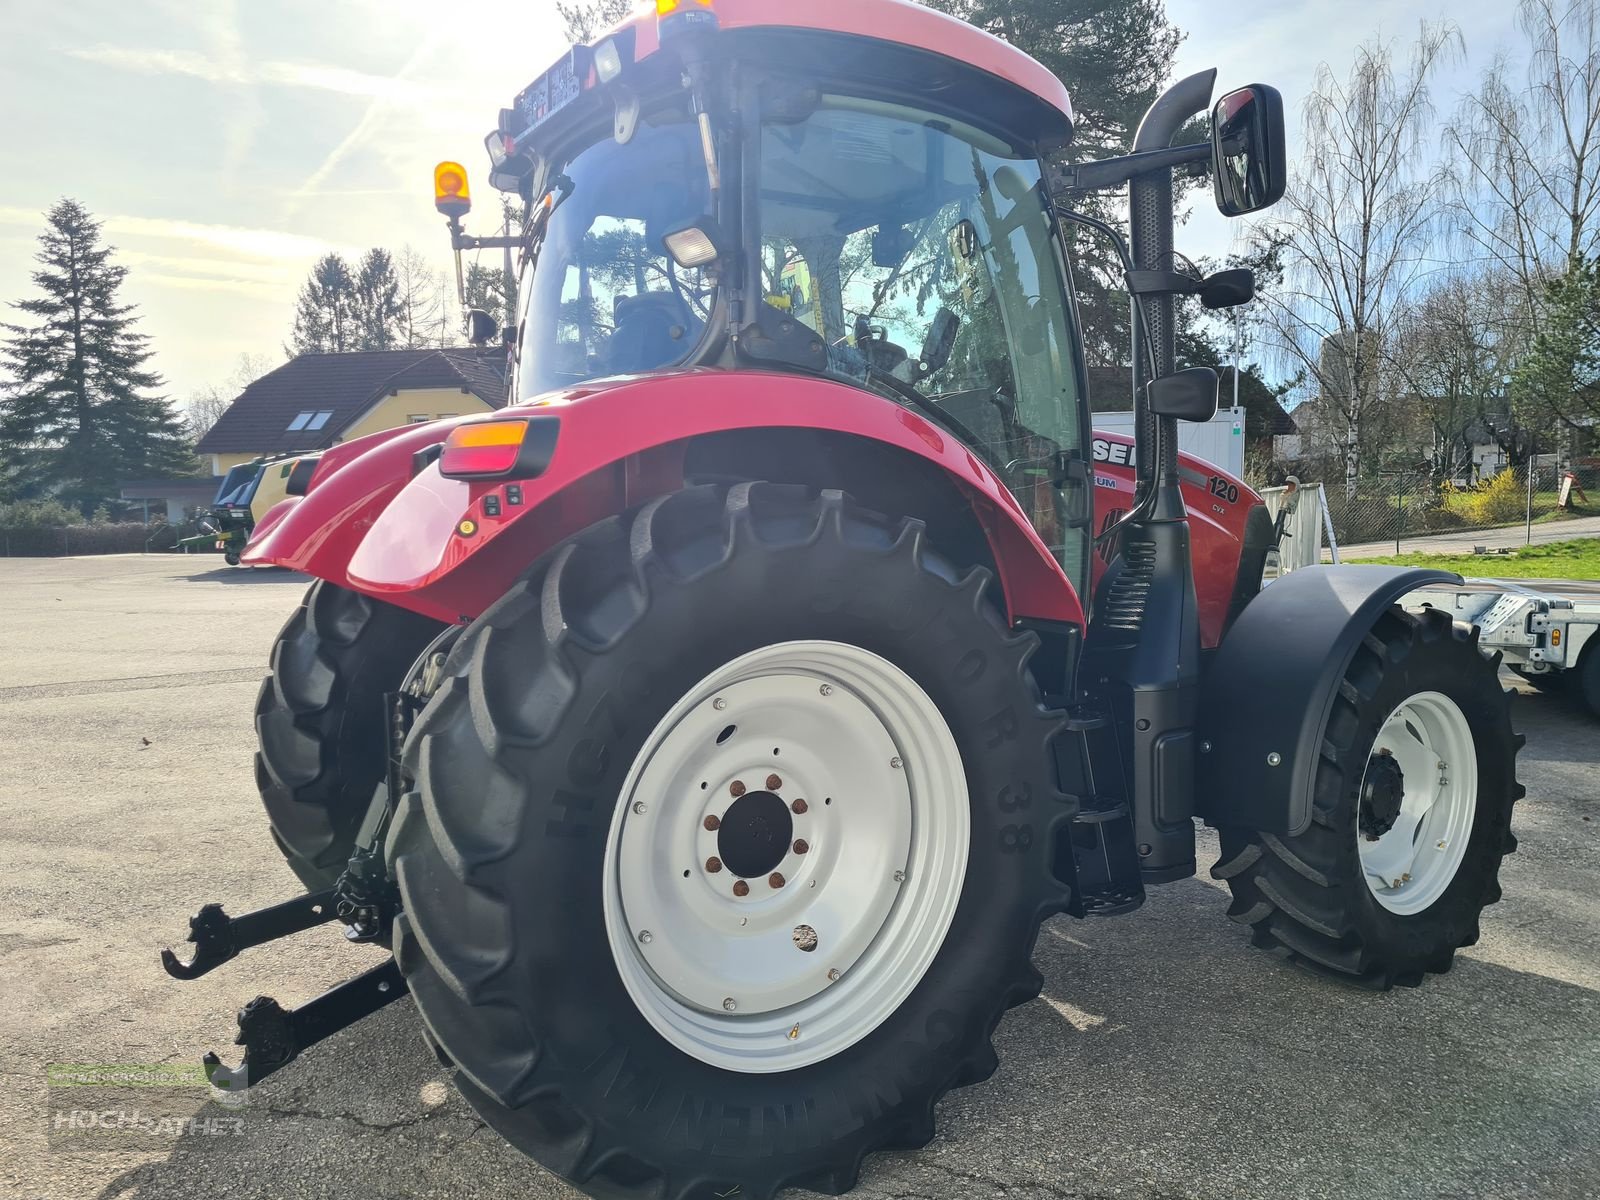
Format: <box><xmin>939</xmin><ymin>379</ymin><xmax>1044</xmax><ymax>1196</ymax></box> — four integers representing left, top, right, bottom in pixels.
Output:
<box><xmin>1511</xmin><ymin>255</ymin><xmax>1600</xmax><ymax>435</ymax></box>
<box><xmin>290</xmin><ymin>253</ymin><xmax>356</xmax><ymax>354</ymax></box>
<box><xmin>352</xmin><ymin>248</ymin><xmax>404</xmax><ymax>350</ymax></box>
<box><xmin>0</xmin><ymin>199</ymin><xmax>195</xmax><ymax>511</ymax></box>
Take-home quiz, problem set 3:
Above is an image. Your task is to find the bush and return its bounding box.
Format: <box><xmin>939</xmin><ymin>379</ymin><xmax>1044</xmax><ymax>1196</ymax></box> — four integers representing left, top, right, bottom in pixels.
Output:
<box><xmin>0</xmin><ymin>499</ymin><xmax>86</xmax><ymax>528</ymax></box>
<box><xmin>1458</xmin><ymin>470</ymin><xmax>1526</xmax><ymax>525</ymax></box>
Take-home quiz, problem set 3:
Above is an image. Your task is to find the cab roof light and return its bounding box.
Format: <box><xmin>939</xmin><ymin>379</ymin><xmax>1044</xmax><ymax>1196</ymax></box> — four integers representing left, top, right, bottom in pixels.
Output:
<box><xmin>438</xmin><ymin>418</ymin><xmax>560</xmax><ymax>481</ymax></box>
<box><xmin>658</xmin><ymin>0</ymin><xmax>717</xmax><ymax>35</ymax></box>
<box><xmin>433</xmin><ymin>162</ymin><xmax>471</xmax><ymax>219</ymax></box>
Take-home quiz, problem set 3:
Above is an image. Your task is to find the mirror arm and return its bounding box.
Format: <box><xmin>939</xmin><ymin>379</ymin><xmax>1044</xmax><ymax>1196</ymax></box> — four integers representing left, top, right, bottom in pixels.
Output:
<box><xmin>1047</xmin><ymin>141</ymin><xmax>1211</xmax><ymax>198</ymax></box>
<box><xmin>1126</xmin><ymin>269</ymin><xmax>1202</xmax><ymax>297</ymax></box>
<box><xmin>1130</xmin><ymin>69</ymin><xmax>1216</xmax><ymax>521</ymax></box>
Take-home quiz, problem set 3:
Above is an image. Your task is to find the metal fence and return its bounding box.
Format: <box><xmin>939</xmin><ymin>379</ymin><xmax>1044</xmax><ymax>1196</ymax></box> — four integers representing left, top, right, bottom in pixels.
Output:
<box><xmin>0</xmin><ymin>520</ymin><xmax>215</xmax><ymax>558</ymax></box>
<box><xmin>1312</xmin><ymin>460</ymin><xmax>1597</xmax><ymax>557</ymax></box>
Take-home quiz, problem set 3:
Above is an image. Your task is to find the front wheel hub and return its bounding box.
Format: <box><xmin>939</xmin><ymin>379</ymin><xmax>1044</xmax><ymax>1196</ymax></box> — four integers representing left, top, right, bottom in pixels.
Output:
<box><xmin>716</xmin><ymin>790</ymin><xmax>793</xmax><ymax>880</ymax></box>
<box><xmin>1359</xmin><ymin>752</ymin><xmax>1405</xmax><ymax>840</ymax></box>
<box><xmin>603</xmin><ymin>641</ymin><xmax>970</xmax><ymax>1073</ymax></box>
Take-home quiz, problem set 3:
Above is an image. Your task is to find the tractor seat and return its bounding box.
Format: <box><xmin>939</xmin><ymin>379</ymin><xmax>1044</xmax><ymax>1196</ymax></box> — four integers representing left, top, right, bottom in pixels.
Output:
<box><xmin>608</xmin><ymin>292</ymin><xmax>700</xmax><ymax>374</ymax></box>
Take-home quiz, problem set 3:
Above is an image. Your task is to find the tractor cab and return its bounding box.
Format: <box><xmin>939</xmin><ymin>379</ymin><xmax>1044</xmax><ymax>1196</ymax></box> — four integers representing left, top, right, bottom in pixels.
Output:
<box><xmin>451</xmin><ymin>0</ymin><xmax>1096</xmax><ymax>579</ymax></box>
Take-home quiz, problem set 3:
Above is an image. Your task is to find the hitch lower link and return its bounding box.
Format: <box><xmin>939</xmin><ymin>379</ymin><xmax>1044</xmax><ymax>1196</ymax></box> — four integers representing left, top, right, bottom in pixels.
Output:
<box><xmin>161</xmin><ymin>693</ymin><xmax>422</xmax><ymax>1090</ymax></box>
<box><xmin>161</xmin><ymin>871</ymin><xmax>408</xmax><ymax>1090</ymax></box>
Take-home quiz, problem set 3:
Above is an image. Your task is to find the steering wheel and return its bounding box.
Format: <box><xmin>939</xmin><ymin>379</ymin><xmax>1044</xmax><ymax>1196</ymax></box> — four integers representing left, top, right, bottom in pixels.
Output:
<box><xmin>667</xmin><ymin>258</ymin><xmax>715</xmax><ymax>321</ymax></box>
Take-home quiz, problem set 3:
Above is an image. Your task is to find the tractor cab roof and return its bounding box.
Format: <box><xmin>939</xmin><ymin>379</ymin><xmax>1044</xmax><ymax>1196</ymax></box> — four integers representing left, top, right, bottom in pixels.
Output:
<box><xmin>605</xmin><ymin>0</ymin><xmax>1075</xmax><ymax>129</ymax></box>
<box><xmin>493</xmin><ymin>0</ymin><xmax>1074</xmax><ymax>187</ymax></box>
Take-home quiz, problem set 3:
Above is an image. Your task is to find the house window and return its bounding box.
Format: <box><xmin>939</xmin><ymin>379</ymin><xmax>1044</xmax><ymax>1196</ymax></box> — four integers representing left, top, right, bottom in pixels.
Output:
<box><xmin>436</xmin><ymin>413</ymin><xmax>456</xmax><ymax>419</ymax></box>
<box><xmin>287</xmin><ymin>411</ymin><xmax>314</xmax><ymax>431</ymax></box>
<box><xmin>408</xmin><ymin>414</ymin><xmax>431</xmax><ymax>424</ymax></box>
<box><xmin>305</xmin><ymin>411</ymin><xmax>334</xmax><ymax>431</ymax></box>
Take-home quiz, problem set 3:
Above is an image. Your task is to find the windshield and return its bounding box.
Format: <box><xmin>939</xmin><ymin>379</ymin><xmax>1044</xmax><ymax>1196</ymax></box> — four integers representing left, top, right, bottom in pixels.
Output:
<box><xmin>758</xmin><ymin>96</ymin><xmax>1088</xmax><ymax>577</ymax></box>
<box><xmin>516</xmin><ymin>111</ymin><xmax>716</xmax><ymax>397</ymax></box>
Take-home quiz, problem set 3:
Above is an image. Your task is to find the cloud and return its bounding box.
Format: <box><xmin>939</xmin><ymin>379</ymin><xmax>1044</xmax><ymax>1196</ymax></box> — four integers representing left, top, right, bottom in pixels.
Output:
<box><xmin>66</xmin><ymin>44</ymin><xmax>428</xmax><ymax>103</ymax></box>
<box><xmin>0</xmin><ymin>207</ymin><xmax>342</xmax><ymax>262</ymax></box>
<box><xmin>286</xmin><ymin>37</ymin><xmax>443</xmax><ymax>212</ymax></box>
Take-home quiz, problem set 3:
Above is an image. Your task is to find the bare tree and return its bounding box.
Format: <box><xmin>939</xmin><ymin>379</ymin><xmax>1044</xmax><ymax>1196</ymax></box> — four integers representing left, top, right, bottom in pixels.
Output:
<box><xmin>1390</xmin><ymin>271</ymin><xmax>1524</xmax><ymax>475</ymax></box>
<box><xmin>1254</xmin><ymin>23</ymin><xmax>1460</xmax><ymax>497</ymax></box>
<box><xmin>1446</xmin><ymin>0</ymin><xmax>1600</xmax><ymax>327</ymax></box>
<box><xmin>185</xmin><ymin>353</ymin><xmax>281</xmax><ymax>440</ymax></box>
<box><xmin>395</xmin><ymin>246</ymin><xmax>448</xmax><ymax>349</ymax></box>
<box><xmin>185</xmin><ymin>386</ymin><xmax>233</xmax><ymax>440</ymax></box>
<box><xmin>557</xmin><ymin>0</ymin><xmax>631</xmax><ymax>42</ymax></box>
<box><xmin>230</xmin><ymin>352</ymin><xmax>276</xmax><ymax>391</ymax></box>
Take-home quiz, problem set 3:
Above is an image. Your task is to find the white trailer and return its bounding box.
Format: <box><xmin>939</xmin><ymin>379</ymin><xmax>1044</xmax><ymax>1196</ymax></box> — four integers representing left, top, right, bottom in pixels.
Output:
<box><xmin>1405</xmin><ymin>578</ymin><xmax>1600</xmax><ymax>718</ymax></box>
<box><xmin>1092</xmin><ymin>405</ymin><xmax>1246</xmax><ymax>478</ymax></box>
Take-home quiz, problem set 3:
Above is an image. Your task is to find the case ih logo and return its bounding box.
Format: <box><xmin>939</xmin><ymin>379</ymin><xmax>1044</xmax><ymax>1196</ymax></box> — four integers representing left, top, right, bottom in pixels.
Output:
<box><xmin>1091</xmin><ymin>438</ymin><xmax>1134</xmax><ymax>467</ymax></box>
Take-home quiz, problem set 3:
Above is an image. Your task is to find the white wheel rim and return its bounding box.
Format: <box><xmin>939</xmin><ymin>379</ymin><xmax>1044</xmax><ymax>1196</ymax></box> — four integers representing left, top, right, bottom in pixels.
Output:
<box><xmin>602</xmin><ymin>640</ymin><xmax>970</xmax><ymax>1073</ymax></box>
<box><xmin>1357</xmin><ymin>691</ymin><xmax>1478</xmax><ymax>915</ymax></box>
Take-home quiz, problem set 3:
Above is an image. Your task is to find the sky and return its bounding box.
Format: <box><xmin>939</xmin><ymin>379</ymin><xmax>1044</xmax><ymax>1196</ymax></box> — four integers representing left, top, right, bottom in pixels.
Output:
<box><xmin>0</xmin><ymin>0</ymin><xmax>1529</xmax><ymax>408</ymax></box>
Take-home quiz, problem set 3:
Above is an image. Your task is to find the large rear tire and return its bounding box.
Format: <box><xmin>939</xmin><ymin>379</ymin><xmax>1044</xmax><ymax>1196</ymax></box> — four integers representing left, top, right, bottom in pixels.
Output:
<box><xmin>1213</xmin><ymin>606</ymin><xmax>1522</xmax><ymax>988</ymax></box>
<box><xmin>255</xmin><ymin>580</ymin><xmax>444</xmax><ymax>889</ymax></box>
<box><xmin>387</xmin><ymin>484</ymin><xmax>1073</xmax><ymax>1199</ymax></box>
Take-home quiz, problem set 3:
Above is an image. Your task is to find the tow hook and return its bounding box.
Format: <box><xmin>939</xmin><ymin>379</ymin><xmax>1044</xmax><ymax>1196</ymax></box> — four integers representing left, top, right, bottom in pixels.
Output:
<box><xmin>161</xmin><ymin>688</ymin><xmax>423</xmax><ymax>1089</ymax></box>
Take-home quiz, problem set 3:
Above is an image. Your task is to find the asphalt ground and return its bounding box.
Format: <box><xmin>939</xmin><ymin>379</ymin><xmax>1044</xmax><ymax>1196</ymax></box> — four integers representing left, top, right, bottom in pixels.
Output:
<box><xmin>1</xmin><ymin>555</ymin><xmax>1596</xmax><ymax>1200</ymax></box>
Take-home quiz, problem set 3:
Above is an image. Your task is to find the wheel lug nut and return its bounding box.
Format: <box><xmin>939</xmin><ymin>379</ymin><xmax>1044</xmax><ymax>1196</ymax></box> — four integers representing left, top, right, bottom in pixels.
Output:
<box><xmin>638</xmin><ymin>930</ymin><xmax>653</xmax><ymax>944</ymax></box>
<box><xmin>632</xmin><ymin>801</ymin><xmax>647</xmax><ymax>815</ymax></box>
<box><xmin>713</xmin><ymin>697</ymin><xmax>727</xmax><ymax>711</ymax></box>
<box><xmin>793</xmin><ymin>839</ymin><xmax>809</xmax><ymax>854</ymax></box>
<box><xmin>791</xmin><ymin>798</ymin><xmax>808</xmax><ymax>815</ymax></box>
<box><xmin>730</xmin><ymin>780</ymin><xmax>746</xmax><ymax>798</ymax></box>
<box><xmin>733</xmin><ymin>880</ymin><xmax>750</xmax><ymax>897</ymax></box>
<box><xmin>769</xmin><ymin>872</ymin><xmax>786</xmax><ymax>889</ymax></box>
<box><xmin>890</xmin><ymin>756</ymin><xmax>903</xmax><ymax>769</ymax></box>
<box><xmin>722</xmin><ymin>997</ymin><xmax>737</xmax><ymax>1011</ymax></box>
<box><xmin>703</xmin><ymin>814</ymin><xmax>721</xmax><ymax>831</ymax></box>
<box><xmin>819</xmin><ymin>684</ymin><xmax>833</xmax><ymax>696</ymax></box>
<box><xmin>706</xmin><ymin>856</ymin><xmax>723</xmax><ymax>873</ymax></box>
<box><xmin>766</xmin><ymin>774</ymin><xmax>782</xmax><ymax>790</ymax></box>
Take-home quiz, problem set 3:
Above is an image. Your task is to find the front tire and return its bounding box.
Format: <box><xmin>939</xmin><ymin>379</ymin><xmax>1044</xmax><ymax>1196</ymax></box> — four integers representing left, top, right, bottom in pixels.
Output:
<box><xmin>1213</xmin><ymin>606</ymin><xmax>1523</xmax><ymax>988</ymax></box>
<box><xmin>254</xmin><ymin>581</ymin><xmax>444</xmax><ymax>889</ymax></box>
<box><xmin>387</xmin><ymin>484</ymin><xmax>1073</xmax><ymax>1199</ymax></box>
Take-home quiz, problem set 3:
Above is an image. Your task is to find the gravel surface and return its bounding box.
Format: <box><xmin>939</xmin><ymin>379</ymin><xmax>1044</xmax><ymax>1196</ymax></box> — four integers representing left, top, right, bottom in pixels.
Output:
<box><xmin>1</xmin><ymin>555</ymin><xmax>1595</xmax><ymax>1200</ymax></box>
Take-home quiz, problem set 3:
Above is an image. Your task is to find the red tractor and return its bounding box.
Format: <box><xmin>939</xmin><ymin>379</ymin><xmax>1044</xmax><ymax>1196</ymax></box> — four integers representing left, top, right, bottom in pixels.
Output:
<box><xmin>165</xmin><ymin>2</ymin><xmax>1522</xmax><ymax>1196</ymax></box>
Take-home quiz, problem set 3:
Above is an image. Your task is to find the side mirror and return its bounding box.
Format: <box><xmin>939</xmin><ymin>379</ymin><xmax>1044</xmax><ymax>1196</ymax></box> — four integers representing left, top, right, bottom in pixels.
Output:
<box><xmin>1211</xmin><ymin>85</ymin><xmax>1286</xmax><ymax>217</ymax></box>
<box><xmin>1200</xmin><ymin>268</ymin><xmax>1256</xmax><ymax>311</ymax></box>
<box><xmin>1147</xmin><ymin>367</ymin><xmax>1219</xmax><ymax>423</ymax></box>
<box><xmin>872</xmin><ymin>224</ymin><xmax>916</xmax><ymax>268</ymax></box>
<box><xmin>465</xmin><ymin>308</ymin><xmax>498</xmax><ymax>346</ymax></box>
<box><xmin>918</xmin><ymin>307</ymin><xmax>960</xmax><ymax>375</ymax></box>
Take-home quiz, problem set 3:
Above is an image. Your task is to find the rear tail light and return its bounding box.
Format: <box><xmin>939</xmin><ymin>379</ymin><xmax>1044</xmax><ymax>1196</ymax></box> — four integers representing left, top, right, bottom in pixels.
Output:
<box><xmin>438</xmin><ymin>418</ymin><xmax>559</xmax><ymax>480</ymax></box>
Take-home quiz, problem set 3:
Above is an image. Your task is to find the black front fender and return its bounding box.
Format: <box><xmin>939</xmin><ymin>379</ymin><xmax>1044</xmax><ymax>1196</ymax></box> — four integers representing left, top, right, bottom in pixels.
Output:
<box><xmin>1197</xmin><ymin>566</ymin><xmax>1459</xmax><ymax>836</ymax></box>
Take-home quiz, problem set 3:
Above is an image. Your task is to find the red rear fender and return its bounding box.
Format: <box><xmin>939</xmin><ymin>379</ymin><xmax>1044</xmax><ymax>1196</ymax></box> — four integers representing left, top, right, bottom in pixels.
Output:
<box><xmin>250</xmin><ymin>371</ymin><xmax>1085</xmax><ymax>629</ymax></box>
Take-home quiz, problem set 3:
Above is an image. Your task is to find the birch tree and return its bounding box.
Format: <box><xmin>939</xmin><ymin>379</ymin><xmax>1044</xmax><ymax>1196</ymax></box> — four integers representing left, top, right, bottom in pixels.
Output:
<box><xmin>1255</xmin><ymin>24</ymin><xmax>1459</xmax><ymax>497</ymax></box>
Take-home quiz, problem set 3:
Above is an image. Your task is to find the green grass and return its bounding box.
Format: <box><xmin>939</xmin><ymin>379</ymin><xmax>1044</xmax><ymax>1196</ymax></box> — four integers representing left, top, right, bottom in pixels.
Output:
<box><xmin>1350</xmin><ymin>537</ymin><xmax>1600</xmax><ymax>578</ymax></box>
